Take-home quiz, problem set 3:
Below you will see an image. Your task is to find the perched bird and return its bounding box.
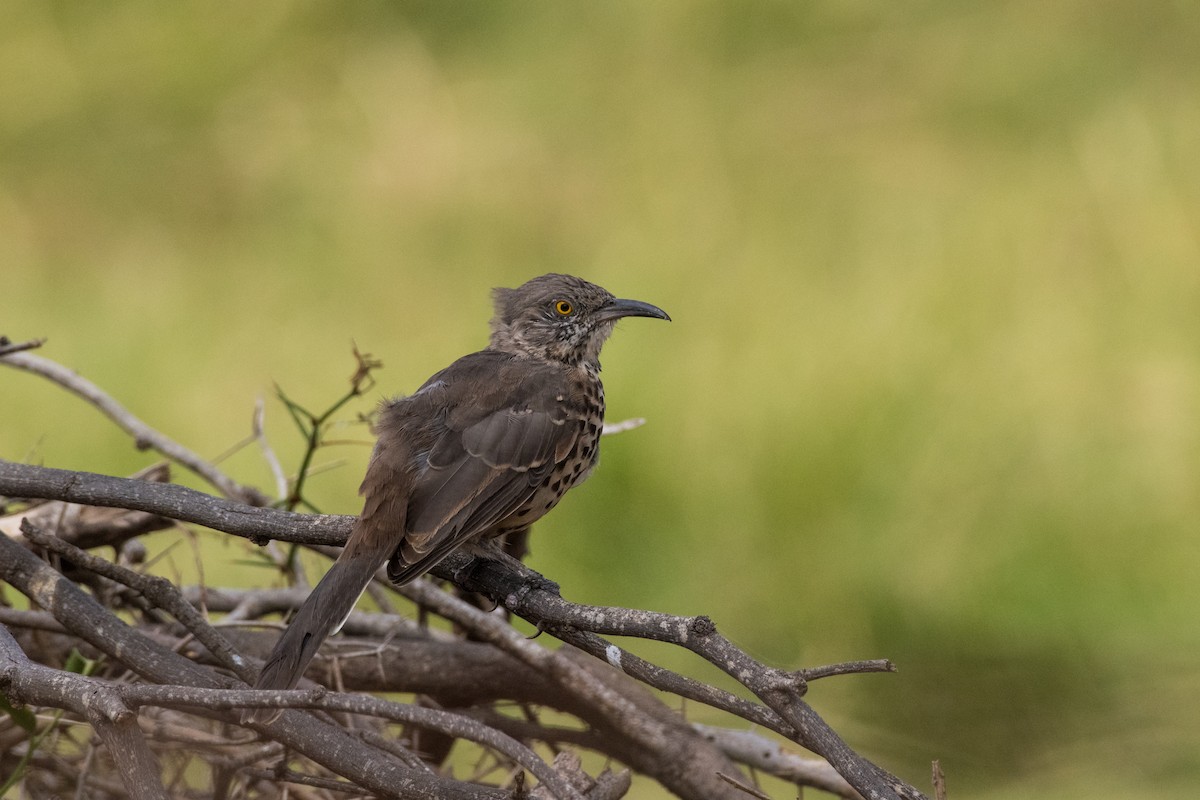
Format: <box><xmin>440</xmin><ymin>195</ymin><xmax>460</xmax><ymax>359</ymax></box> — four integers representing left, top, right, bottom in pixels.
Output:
<box><xmin>245</xmin><ymin>273</ymin><xmax>669</xmax><ymax>722</ymax></box>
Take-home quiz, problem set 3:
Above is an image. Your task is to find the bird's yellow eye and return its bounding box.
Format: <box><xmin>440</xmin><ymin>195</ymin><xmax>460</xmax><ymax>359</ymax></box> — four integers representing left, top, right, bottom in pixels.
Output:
<box><xmin>554</xmin><ymin>300</ymin><xmax>573</xmax><ymax>316</ymax></box>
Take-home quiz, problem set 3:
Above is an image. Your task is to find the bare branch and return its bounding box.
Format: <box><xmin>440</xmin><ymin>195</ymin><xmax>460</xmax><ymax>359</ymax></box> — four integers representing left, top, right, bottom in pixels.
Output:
<box><xmin>0</xmin><ymin>607</ymin><xmax>65</xmax><ymax>633</ymax></box>
<box><xmin>0</xmin><ymin>460</ymin><xmax>348</xmax><ymax>547</ymax></box>
<box><xmin>0</xmin><ymin>626</ymin><xmax>169</xmax><ymax>799</ymax></box>
<box><xmin>803</xmin><ymin>660</ymin><xmax>896</xmax><ymax>681</ymax></box>
<box><xmin>389</xmin><ymin>573</ymin><xmax>752</xmax><ymax>799</ymax></box>
<box><xmin>253</xmin><ymin>395</ymin><xmax>289</xmax><ymax>500</ymax></box>
<box><xmin>932</xmin><ymin>760</ymin><xmax>948</xmax><ymax>800</ymax></box>
<box><xmin>0</xmin><ymin>335</ymin><xmax>47</xmax><ymax>357</ymax></box>
<box><xmin>0</xmin><ymin>352</ymin><xmax>266</xmax><ymax>505</ymax></box>
<box><xmin>116</xmin><ymin>684</ymin><xmax>585</xmax><ymax>800</ymax></box>
<box><xmin>528</xmin><ymin>752</ymin><xmax>631</xmax><ymax>800</ymax></box>
<box><xmin>445</xmin><ymin>546</ymin><xmax>924</xmax><ymax>800</ymax></box>
<box><xmin>276</xmin><ymin>344</ymin><xmax>380</xmax><ymax>512</ymax></box>
<box><xmin>715</xmin><ymin>771</ymin><xmax>772</xmax><ymax>800</ymax></box>
<box><xmin>601</xmin><ymin>417</ymin><xmax>646</xmax><ymax>435</ymax></box>
<box><xmin>0</xmin><ymin>459</ymin><xmax>930</xmax><ymax>800</ymax></box>
<box><xmin>1</xmin><ymin>463</ymin><xmax>173</xmax><ymax>548</ymax></box>
<box><xmin>20</xmin><ymin>519</ymin><xmax>253</xmax><ymax>682</ymax></box>
<box><xmin>695</xmin><ymin>724</ymin><xmax>863</xmax><ymax>799</ymax></box>
<box><xmin>0</xmin><ymin>533</ymin><xmax>527</xmax><ymax>799</ymax></box>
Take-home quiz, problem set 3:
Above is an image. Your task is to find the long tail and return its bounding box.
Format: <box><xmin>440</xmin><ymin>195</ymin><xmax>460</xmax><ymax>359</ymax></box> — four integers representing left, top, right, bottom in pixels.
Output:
<box><xmin>243</xmin><ymin>523</ymin><xmax>394</xmax><ymax>724</ymax></box>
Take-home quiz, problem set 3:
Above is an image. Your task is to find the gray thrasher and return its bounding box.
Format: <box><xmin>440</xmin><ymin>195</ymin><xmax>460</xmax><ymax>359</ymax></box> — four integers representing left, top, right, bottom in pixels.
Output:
<box><xmin>245</xmin><ymin>273</ymin><xmax>669</xmax><ymax>723</ymax></box>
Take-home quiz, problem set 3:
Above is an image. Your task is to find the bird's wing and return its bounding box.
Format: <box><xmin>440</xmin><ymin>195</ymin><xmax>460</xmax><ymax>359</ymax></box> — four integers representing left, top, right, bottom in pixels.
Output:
<box><xmin>249</xmin><ymin>353</ymin><xmax>584</xmax><ymax>706</ymax></box>
<box><xmin>386</xmin><ymin>353</ymin><xmax>582</xmax><ymax>583</ymax></box>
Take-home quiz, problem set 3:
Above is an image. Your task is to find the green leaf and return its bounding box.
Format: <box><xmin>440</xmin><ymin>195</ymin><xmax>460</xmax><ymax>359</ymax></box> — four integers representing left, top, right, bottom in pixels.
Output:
<box><xmin>0</xmin><ymin>694</ymin><xmax>36</xmax><ymax>732</ymax></box>
<box><xmin>65</xmin><ymin>648</ymin><xmax>98</xmax><ymax>677</ymax></box>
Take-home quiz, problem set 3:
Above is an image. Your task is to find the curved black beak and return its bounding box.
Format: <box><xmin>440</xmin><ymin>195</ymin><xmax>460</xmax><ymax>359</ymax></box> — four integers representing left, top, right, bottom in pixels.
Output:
<box><xmin>595</xmin><ymin>297</ymin><xmax>671</xmax><ymax>324</ymax></box>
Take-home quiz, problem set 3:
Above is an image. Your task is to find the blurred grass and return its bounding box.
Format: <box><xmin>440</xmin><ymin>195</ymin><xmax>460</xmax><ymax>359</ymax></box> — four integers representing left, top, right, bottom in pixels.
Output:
<box><xmin>4</xmin><ymin>1</ymin><xmax>1200</xmax><ymax>797</ymax></box>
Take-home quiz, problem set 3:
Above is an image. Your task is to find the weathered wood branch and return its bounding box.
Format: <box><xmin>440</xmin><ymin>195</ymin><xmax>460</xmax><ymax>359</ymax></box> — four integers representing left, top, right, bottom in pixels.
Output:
<box><xmin>0</xmin><ymin>458</ymin><xmax>927</xmax><ymax>799</ymax></box>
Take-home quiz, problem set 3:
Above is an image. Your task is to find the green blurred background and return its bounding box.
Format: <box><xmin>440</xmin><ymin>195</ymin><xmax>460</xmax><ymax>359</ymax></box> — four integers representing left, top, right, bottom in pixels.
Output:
<box><xmin>3</xmin><ymin>2</ymin><xmax>1199</xmax><ymax>797</ymax></box>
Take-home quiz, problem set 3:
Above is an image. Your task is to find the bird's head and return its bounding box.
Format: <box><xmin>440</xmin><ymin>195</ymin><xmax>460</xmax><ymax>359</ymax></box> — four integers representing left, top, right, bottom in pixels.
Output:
<box><xmin>489</xmin><ymin>273</ymin><xmax>670</xmax><ymax>368</ymax></box>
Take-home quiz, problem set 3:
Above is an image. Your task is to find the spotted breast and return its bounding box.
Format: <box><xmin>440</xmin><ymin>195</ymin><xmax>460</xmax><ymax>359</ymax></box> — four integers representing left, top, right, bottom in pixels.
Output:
<box><xmin>490</xmin><ymin>365</ymin><xmax>605</xmax><ymax>539</ymax></box>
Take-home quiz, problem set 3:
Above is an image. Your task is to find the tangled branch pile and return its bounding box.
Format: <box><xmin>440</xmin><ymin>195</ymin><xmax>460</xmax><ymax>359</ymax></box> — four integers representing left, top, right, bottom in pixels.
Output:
<box><xmin>0</xmin><ymin>344</ymin><xmax>929</xmax><ymax>800</ymax></box>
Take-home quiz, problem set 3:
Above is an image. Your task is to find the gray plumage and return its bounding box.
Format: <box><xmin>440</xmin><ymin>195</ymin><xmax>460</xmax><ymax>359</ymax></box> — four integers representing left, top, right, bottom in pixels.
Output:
<box><xmin>245</xmin><ymin>274</ymin><xmax>668</xmax><ymax>723</ymax></box>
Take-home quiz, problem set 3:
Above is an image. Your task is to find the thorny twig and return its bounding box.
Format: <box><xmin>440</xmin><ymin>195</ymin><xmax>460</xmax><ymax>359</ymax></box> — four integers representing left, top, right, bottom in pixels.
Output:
<box><xmin>0</xmin><ymin>335</ymin><xmax>47</xmax><ymax>358</ymax></box>
<box><xmin>0</xmin><ymin>350</ymin><xmax>932</xmax><ymax>800</ymax></box>
<box><xmin>0</xmin><ymin>348</ymin><xmax>265</xmax><ymax>506</ymax></box>
<box><xmin>0</xmin><ymin>458</ymin><xmax>929</xmax><ymax>800</ymax></box>
<box><xmin>275</xmin><ymin>343</ymin><xmax>381</xmax><ymax>513</ymax></box>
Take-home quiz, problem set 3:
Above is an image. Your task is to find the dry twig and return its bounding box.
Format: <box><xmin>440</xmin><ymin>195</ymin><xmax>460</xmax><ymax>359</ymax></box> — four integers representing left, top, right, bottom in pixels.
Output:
<box><xmin>0</xmin><ymin>458</ymin><xmax>928</xmax><ymax>800</ymax></box>
<box><xmin>0</xmin><ymin>351</ymin><xmax>931</xmax><ymax>799</ymax></box>
<box><xmin>0</xmin><ymin>351</ymin><xmax>265</xmax><ymax>505</ymax></box>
